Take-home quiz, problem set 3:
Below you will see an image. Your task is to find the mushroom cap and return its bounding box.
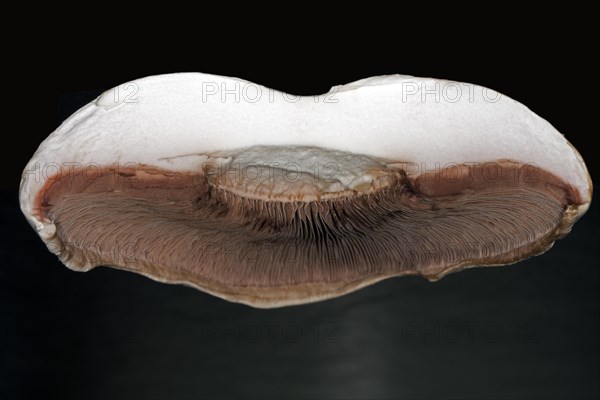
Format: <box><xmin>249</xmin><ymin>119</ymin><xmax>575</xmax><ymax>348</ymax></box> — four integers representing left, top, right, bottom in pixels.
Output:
<box><xmin>20</xmin><ymin>73</ymin><xmax>592</xmax><ymax>307</ymax></box>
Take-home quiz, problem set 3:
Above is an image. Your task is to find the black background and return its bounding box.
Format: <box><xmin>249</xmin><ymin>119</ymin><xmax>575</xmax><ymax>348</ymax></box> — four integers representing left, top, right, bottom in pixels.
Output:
<box><xmin>2</xmin><ymin>9</ymin><xmax>598</xmax><ymax>400</ymax></box>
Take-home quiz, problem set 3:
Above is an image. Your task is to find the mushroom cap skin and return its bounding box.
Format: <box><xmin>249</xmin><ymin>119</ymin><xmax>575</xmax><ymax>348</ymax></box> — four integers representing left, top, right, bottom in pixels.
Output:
<box><xmin>20</xmin><ymin>73</ymin><xmax>592</xmax><ymax>307</ymax></box>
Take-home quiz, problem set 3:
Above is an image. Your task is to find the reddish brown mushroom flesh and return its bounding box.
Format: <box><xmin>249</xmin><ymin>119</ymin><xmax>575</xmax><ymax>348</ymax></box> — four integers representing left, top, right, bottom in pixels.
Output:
<box><xmin>35</xmin><ymin>154</ymin><xmax>582</xmax><ymax>306</ymax></box>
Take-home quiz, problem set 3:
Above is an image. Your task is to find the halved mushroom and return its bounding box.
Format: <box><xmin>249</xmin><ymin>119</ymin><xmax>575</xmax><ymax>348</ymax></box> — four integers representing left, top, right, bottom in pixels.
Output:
<box><xmin>20</xmin><ymin>73</ymin><xmax>592</xmax><ymax>307</ymax></box>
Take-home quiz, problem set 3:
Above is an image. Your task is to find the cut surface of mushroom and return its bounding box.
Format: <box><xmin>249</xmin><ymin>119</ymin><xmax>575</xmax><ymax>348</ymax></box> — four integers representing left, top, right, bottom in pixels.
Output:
<box><xmin>20</xmin><ymin>73</ymin><xmax>592</xmax><ymax>307</ymax></box>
